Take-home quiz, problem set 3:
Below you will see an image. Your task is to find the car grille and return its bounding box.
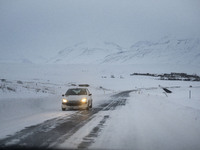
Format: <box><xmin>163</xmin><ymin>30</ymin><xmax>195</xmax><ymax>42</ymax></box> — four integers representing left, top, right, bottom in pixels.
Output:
<box><xmin>66</xmin><ymin>101</ymin><xmax>82</xmax><ymax>106</ymax></box>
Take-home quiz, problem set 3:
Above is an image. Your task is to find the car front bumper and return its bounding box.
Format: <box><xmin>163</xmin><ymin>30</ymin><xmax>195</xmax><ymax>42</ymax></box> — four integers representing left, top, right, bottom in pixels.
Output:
<box><xmin>62</xmin><ymin>102</ymin><xmax>88</xmax><ymax>110</ymax></box>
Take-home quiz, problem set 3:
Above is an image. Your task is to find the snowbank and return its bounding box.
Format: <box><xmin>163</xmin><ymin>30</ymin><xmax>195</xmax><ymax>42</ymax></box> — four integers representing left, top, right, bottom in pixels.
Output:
<box><xmin>91</xmin><ymin>87</ymin><xmax>200</xmax><ymax>150</ymax></box>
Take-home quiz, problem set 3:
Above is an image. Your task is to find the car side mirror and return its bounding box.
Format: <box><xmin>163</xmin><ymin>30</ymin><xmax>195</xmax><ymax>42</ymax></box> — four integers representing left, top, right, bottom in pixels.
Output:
<box><xmin>62</xmin><ymin>94</ymin><xmax>65</xmax><ymax>97</ymax></box>
<box><xmin>89</xmin><ymin>94</ymin><xmax>92</xmax><ymax>96</ymax></box>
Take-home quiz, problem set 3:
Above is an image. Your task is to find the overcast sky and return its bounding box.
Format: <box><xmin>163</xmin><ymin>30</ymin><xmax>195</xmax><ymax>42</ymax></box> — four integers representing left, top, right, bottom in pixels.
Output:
<box><xmin>0</xmin><ymin>0</ymin><xmax>200</xmax><ymax>60</ymax></box>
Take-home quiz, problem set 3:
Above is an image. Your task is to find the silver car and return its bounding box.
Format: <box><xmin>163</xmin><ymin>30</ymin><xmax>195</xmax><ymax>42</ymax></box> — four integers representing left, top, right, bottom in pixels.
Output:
<box><xmin>61</xmin><ymin>88</ymin><xmax>93</xmax><ymax>111</ymax></box>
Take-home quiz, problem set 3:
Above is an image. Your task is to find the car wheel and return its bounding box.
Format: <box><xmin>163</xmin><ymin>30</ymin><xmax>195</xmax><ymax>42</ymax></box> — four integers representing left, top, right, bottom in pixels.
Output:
<box><xmin>86</xmin><ymin>105</ymin><xmax>89</xmax><ymax>110</ymax></box>
<box><xmin>90</xmin><ymin>101</ymin><xmax>92</xmax><ymax>108</ymax></box>
<box><xmin>62</xmin><ymin>108</ymin><xmax>66</xmax><ymax>111</ymax></box>
<box><xmin>85</xmin><ymin>102</ymin><xmax>90</xmax><ymax>110</ymax></box>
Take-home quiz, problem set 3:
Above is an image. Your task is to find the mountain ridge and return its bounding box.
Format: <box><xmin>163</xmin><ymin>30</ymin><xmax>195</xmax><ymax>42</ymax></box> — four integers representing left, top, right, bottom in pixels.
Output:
<box><xmin>47</xmin><ymin>37</ymin><xmax>200</xmax><ymax>65</ymax></box>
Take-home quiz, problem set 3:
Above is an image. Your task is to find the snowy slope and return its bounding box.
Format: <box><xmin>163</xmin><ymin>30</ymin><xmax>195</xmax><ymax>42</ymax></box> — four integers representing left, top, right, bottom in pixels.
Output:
<box><xmin>47</xmin><ymin>37</ymin><xmax>200</xmax><ymax>65</ymax></box>
<box><xmin>47</xmin><ymin>41</ymin><xmax>124</xmax><ymax>64</ymax></box>
<box><xmin>1</xmin><ymin>37</ymin><xmax>199</xmax><ymax>65</ymax></box>
<box><xmin>104</xmin><ymin>37</ymin><xmax>200</xmax><ymax>65</ymax></box>
<box><xmin>0</xmin><ymin>53</ymin><xmax>47</xmax><ymax>64</ymax></box>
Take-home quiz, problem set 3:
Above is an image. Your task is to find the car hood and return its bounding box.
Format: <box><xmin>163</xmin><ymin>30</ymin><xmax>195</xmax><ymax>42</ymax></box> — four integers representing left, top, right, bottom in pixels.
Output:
<box><xmin>65</xmin><ymin>95</ymin><xmax>88</xmax><ymax>101</ymax></box>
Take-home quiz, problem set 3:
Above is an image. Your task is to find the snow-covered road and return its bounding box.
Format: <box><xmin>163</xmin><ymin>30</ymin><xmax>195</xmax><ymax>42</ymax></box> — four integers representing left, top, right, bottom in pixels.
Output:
<box><xmin>0</xmin><ymin>90</ymin><xmax>133</xmax><ymax>148</ymax></box>
<box><xmin>0</xmin><ymin>64</ymin><xmax>200</xmax><ymax>150</ymax></box>
<box><xmin>1</xmin><ymin>87</ymin><xmax>200</xmax><ymax>150</ymax></box>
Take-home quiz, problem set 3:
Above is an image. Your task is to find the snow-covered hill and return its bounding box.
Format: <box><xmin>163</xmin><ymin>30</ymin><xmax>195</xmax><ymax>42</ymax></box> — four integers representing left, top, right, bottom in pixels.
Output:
<box><xmin>48</xmin><ymin>37</ymin><xmax>200</xmax><ymax>65</ymax></box>
<box><xmin>47</xmin><ymin>41</ymin><xmax>125</xmax><ymax>64</ymax></box>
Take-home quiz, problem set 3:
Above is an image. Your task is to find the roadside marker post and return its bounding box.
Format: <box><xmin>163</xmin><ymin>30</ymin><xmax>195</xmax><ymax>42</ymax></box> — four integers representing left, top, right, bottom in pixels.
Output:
<box><xmin>189</xmin><ymin>90</ymin><xmax>191</xmax><ymax>99</ymax></box>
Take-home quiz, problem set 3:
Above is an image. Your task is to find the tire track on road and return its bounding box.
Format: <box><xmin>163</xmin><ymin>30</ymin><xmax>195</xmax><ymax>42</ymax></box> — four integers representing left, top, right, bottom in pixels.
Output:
<box><xmin>0</xmin><ymin>90</ymin><xmax>134</xmax><ymax>149</ymax></box>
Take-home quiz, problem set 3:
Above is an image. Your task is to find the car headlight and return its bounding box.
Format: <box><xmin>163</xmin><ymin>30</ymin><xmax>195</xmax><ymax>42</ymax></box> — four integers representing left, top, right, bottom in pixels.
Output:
<box><xmin>81</xmin><ymin>98</ymin><xmax>87</xmax><ymax>103</ymax></box>
<box><xmin>62</xmin><ymin>98</ymin><xmax>68</xmax><ymax>103</ymax></box>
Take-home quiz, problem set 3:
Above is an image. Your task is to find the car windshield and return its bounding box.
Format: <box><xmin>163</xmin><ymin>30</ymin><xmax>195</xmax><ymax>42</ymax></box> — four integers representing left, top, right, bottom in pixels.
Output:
<box><xmin>65</xmin><ymin>89</ymin><xmax>87</xmax><ymax>95</ymax></box>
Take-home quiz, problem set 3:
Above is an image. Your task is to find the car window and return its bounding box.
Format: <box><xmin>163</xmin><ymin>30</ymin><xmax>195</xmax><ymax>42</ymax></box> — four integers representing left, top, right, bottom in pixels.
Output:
<box><xmin>66</xmin><ymin>89</ymin><xmax>87</xmax><ymax>95</ymax></box>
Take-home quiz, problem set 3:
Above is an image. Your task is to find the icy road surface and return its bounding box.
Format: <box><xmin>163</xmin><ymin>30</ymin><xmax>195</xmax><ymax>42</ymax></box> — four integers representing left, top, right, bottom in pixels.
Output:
<box><xmin>0</xmin><ymin>87</ymin><xmax>200</xmax><ymax>150</ymax></box>
<box><xmin>0</xmin><ymin>90</ymin><xmax>133</xmax><ymax>149</ymax></box>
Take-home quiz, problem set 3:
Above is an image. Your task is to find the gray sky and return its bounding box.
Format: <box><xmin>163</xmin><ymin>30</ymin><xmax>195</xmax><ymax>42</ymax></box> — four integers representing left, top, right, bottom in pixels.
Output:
<box><xmin>0</xmin><ymin>0</ymin><xmax>200</xmax><ymax>60</ymax></box>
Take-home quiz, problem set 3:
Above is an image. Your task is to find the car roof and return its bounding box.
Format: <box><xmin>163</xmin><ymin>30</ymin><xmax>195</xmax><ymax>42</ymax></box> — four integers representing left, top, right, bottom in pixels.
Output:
<box><xmin>68</xmin><ymin>88</ymin><xmax>88</xmax><ymax>90</ymax></box>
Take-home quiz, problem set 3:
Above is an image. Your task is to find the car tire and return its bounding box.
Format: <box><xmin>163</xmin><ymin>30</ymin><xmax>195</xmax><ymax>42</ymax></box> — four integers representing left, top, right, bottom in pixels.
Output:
<box><xmin>86</xmin><ymin>105</ymin><xmax>89</xmax><ymax>110</ymax></box>
<box><xmin>90</xmin><ymin>101</ymin><xmax>92</xmax><ymax>108</ymax></box>
<box><xmin>86</xmin><ymin>102</ymin><xmax>91</xmax><ymax>110</ymax></box>
<box><xmin>62</xmin><ymin>108</ymin><xmax>66</xmax><ymax>111</ymax></box>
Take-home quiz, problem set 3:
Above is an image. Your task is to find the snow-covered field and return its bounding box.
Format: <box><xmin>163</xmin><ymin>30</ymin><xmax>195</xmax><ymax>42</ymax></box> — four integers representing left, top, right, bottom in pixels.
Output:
<box><xmin>58</xmin><ymin>86</ymin><xmax>200</xmax><ymax>150</ymax></box>
<box><xmin>0</xmin><ymin>63</ymin><xmax>200</xmax><ymax>149</ymax></box>
<box><xmin>90</xmin><ymin>88</ymin><xmax>200</xmax><ymax>150</ymax></box>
